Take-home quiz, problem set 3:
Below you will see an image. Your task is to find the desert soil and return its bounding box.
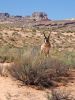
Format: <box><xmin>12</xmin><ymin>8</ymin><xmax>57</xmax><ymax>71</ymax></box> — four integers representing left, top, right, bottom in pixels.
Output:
<box><xmin>0</xmin><ymin>76</ymin><xmax>48</xmax><ymax>100</ymax></box>
<box><xmin>0</xmin><ymin>70</ymin><xmax>75</xmax><ymax>100</ymax></box>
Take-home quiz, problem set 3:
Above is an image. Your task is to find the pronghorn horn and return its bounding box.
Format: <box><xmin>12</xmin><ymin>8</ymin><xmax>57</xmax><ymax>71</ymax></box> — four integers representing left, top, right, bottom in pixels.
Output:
<box><xmin>43</xmin><ymin>32</ymin><xmax>46</xmax><ymax>38</ymax></box>
<box><xmin>48</xmin><ymin>31</ymin><xmax>51</xmax><ymax>39</ymax></box>
<box><xmin>48</xmin><ymin>34</ymin><xmax>50</xmax><ymax>39</ymax></box>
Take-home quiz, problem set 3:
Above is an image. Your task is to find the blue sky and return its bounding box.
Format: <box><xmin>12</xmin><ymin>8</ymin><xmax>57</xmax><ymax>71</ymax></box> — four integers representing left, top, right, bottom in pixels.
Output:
<box><xmin>0</xmin><ymin>0</ymin><xmax>75</xmax><ymax>20</ymax></box>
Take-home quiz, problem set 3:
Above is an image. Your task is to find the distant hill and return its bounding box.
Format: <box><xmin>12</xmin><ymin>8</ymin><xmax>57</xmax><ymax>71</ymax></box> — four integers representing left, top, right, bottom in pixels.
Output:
<box><xmin>0</xmin><ymin>12</ymin><xmax>75</xmax><ymax>31</ymax></box>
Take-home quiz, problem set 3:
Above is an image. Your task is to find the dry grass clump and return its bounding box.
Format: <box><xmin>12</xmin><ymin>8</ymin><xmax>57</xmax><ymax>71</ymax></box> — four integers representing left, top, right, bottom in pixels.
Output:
<box><xmin>47</xmin><ymin>88</ymin><xmax>74</xmax><ymax>100</ymax></box>
<box><xmin>9</xmin><ymin>50</ymin><xmax>69</xmax><ymax>88</ymax></box>
<box><xmin>47</xmin><ymin>88</ymin><xmax>75</xmax><ymax>100</ymax></box>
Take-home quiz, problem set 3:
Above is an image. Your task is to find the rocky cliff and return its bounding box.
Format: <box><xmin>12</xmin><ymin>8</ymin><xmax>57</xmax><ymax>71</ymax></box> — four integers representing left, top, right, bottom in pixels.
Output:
<box><xmin>0</xmin><ymin>12</ymin><xmax>75</xmax><ymax>31</ymax></box>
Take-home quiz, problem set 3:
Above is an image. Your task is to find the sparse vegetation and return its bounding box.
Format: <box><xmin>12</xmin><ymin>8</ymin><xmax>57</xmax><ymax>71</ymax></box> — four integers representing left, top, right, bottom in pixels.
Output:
<box><xmin>8</xmin><ymin>49</ymin><xmax>69</xmax><ymax>88</ymax></box>
<box><xmin>51</xmin><ymin>49</ymin><xmax>75</xmax><ymax>69</ymax></box>
<box><xmin>47</xmin><ymin>89</ymin><xmax>73</xmax><ymax>100</ymax></box>
<box><xmin>0</xmin><ymin>12</ymin><xmax>75</xmax><ymax>100</ymax></box>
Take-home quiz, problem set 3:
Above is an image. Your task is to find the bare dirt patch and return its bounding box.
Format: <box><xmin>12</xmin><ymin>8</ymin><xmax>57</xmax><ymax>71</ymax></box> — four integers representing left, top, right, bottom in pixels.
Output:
<box><xmin>0</xmin><ymin>76</ymin><xmax>47</xmax><ymax>100</ymax></box>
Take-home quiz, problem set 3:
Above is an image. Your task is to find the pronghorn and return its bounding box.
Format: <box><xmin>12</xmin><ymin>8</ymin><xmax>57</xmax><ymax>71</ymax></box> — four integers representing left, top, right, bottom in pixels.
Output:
<box><xmin>41</xmin><ymin>32</ymin><xmax>51</xmax><ymax>57</ymax></box>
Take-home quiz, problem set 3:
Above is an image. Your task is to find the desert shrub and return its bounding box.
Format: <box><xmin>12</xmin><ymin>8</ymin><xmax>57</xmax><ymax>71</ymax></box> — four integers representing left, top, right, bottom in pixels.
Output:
<box><xmin>47</xmin><ymin>89</ymin><xmax>74</xmax><ymax>100</ymax></box>
<box><xmin>9</xmin><ymin>51</ymin><xmax>69</xmax><ymax>88</ymax></box>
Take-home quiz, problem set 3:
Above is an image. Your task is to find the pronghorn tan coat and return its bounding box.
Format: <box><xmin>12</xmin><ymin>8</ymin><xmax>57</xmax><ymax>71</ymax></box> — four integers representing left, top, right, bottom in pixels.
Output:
<box><xmin>41</xmin><ymin>33</ymin><xmax>51</xmax><ymax>56</ymax></box>
<box><xmin>41</xmin><ymin>42</ymin><xmax>51</xmax><ymax>55</ymax></box>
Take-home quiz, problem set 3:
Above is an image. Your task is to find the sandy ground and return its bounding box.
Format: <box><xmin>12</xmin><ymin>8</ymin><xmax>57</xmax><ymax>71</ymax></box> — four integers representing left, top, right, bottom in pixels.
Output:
<box><xmin>0</xmin><ymin>67</ymin><xmax>75</xmax><ymax>100</ymax></box>
<box><xmin>0</xmin><ymin>76</ymin><xmax>48</xmax><ymax>100</ymax></box>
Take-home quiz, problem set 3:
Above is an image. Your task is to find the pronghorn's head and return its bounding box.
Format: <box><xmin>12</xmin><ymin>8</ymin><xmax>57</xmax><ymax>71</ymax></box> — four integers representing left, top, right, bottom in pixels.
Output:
<box><xmin>43</xmin><ymin>33</ymin><xmax>50</xmax><ymax>43</ymax></box>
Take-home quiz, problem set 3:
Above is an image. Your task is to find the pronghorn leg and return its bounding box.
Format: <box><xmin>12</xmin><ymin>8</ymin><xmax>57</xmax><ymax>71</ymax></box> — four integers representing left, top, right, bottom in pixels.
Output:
<box><xmin>45</xmin><ymin>51</ymin><xmax>49</xmax><ymax>58</ymax></box>
<box><xmin>47</xmin><ymin>52</ymin><xmax>49</xmax><ymax>58</ymax></box>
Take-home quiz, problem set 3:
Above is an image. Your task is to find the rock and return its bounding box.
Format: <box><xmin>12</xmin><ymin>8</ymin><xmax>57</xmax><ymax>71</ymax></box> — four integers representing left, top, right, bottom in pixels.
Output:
<box><xmin>0</xmin><ymin>13</ymin><xmax>10</xmax><ymax>18</ymax></box>
<box><xmin>32</xmin><ymin>12</ymin><xmax>48</xmax><ymax>21</ymax></box>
